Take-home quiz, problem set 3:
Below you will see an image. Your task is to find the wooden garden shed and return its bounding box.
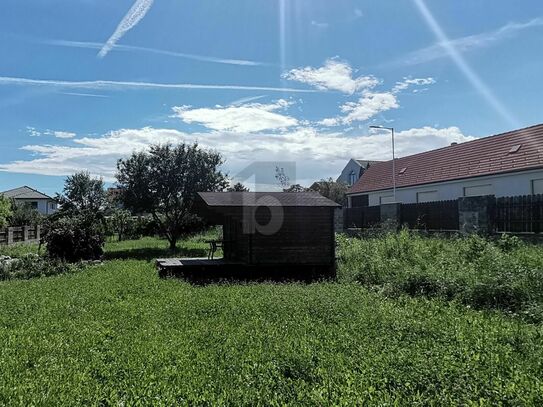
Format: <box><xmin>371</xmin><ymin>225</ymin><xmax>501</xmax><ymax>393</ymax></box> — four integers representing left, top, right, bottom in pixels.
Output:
<box><xmin>192</xmin><ymin>191</ymin><xmax>340</xmax><ymax>278</ymax></box>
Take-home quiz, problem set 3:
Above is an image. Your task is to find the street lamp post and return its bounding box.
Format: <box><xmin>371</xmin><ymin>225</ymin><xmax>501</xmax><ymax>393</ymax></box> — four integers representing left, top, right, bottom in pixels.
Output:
<box><xmin>369</xmin><ymin>125</ymin><xmax>396</xmax><ymax>202</ymax></box>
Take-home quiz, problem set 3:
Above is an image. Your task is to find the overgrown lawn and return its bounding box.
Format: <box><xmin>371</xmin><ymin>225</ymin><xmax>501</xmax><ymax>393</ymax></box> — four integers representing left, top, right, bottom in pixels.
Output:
<box><xmin>338</xmin><ymin>230</ymin><xmax>543</xmax><ymax>321</ymax></box>
<box><xmin>1</xmin><ymin>232</ymin><xmax>543</xmax><ymax>404</ymax></box>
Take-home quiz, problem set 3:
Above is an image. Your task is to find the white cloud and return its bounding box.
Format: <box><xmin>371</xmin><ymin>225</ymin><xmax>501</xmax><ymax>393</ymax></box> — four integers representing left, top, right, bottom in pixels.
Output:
<box><xmin>283</xmin><ymin>61</ymin><xmax>436</xmax><ymax>127</ymax></box>
<box><xmin>402</xmin><ymin>17</ymin><xmax>543</xmax><ymax>66</ymax></box>
<box><xmin>319</xmin><ymin>92</ymin><xmax>400</xmax><ymax>126</ymax></box>
<box><xmin>0</xmin><ymin>126</ymin><xmax>473</xmax><ymax>185</ymax></box>
<box><xmin>392</xmin><ymin>77</ymin><xmax>436</xmax><ymax>93</ymax></box>
<box><xmin>25</xmin><ymin>127</ymin><xmax>76</xmax><ymax>139</ymax></box>
<box><xmin>99</xmin><ymin>0</ymin><xmax>155</xmax><ymax>58</ymax></box>
<box><xmin>26</xmin><ymin>127</ymin><xmax>41</xmax><ymax>137</ymax></box>
<box><xmin>53</xmin><ymin>131</ymin><xmax>76</xmax><ymax>139</ymax></box>
<box><xmin>317</xmin><ymin>118</ymin><xmax>340</xmax><ymax>127</ymax></box>
<box><xmin>172</xmin><ymin>99</ymin><xmax>298</xmax><ymax>133</ymax></box>
<box><xmin>283</xmin><ymin>59</ymin><xmax>379</xmax><ymax>94</ymax></box>
<box><xmin>341</xmin><ymin>92</ymin><xmax>399</xmax><ymax>123</ymax></box>
<box><xmin>394</xmin><ymin>126</ymin><xmax>475</xmax><ymax>156</ymax></box>
<box><xmin>0</xmin><ymin>76</ymin><xmax>316</xmax><ymax>94</ymax></box>
<box><xmin>311</xmin><ymin>21</ymin><xmax>329</xmax><ymax>29</ymax></box>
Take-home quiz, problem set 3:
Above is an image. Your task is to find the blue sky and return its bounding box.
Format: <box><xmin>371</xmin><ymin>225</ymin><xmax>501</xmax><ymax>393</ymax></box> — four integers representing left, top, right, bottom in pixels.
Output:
<box><xmin>1</xmin><ymin>0</ymin><xmax>543</xmax><ymax>194</ymax></box>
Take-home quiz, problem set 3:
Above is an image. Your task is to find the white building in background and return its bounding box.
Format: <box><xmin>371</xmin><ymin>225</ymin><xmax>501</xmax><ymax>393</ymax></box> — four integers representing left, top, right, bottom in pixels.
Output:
<box><xmin>337</xmin><ymin>159</ymin><xmax>380</xmax><ymax>186</ymax></box>
<box><xmin>1</xmin><ymin>186</ymin><xmax>58</xmax><ymax>215</ymax></box>
<box><xmin>347</xmin><ymin>123</ymin><xmax>543</xmax><ymax>207</ymax></box>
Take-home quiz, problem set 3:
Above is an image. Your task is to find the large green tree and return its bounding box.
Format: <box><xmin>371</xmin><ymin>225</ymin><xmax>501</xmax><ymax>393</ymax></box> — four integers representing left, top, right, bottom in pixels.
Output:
<box><xmin>116</xmin><ymin>143</ymin><xmax>228</xmax><ymax>250</ymax></box>
<box><xmin>57</xmin><ymin>171</ymin><xmax>108</xmax><ymax>213</ymax></box>
<box><xmin>227</xmin><ymin>182</ymin><xmax>249</xmax><ymax>192</ymax></box>
<box><xmin>309</xmin><ymin>178</ymin><xmax>348</xmax><ymax>205</ymax></box>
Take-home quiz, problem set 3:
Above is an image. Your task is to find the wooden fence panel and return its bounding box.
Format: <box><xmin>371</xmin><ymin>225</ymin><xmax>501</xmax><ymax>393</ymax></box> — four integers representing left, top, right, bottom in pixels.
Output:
<box><xmin>0</xmin><ymin>225</ymin><xmax>41</xmax><ymax>246</ymax></box>
<box><xmin>11</xmin><ymin>227</ymin><xmax>24</xmax><ymax>243</ymax></box>
<box><xmin>495</xmin><ymin>194</ymin><xmax>543</xmax><ymax>234</ymax></box>
<box><xmin>343</xmin><ymin>206</ymin><xmax>381</xmax><ymax>229</ymax></box>
<box><xmin>28</xmin><ymin>226</ymin><xmax>37</xmax><ymax>241</ymax></box>
<box><xmin>400</xmin><ymin>200</ymin><xmax>459</xmax><ymax>231</ymax></box>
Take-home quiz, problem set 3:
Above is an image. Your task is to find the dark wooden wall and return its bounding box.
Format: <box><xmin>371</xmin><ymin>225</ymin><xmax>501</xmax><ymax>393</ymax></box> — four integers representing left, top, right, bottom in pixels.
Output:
<box><xmin>222</xmin><ymin>206</ymin><xmax>335</xmax><ymax>266</ymax></box>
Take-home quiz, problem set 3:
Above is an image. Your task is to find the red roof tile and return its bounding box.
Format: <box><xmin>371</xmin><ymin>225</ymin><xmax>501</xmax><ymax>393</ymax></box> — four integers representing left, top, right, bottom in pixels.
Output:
<box><xmin>349</xmin><ymin>123</ymin><xmax>543</xmax><ymax>194</ymax></box>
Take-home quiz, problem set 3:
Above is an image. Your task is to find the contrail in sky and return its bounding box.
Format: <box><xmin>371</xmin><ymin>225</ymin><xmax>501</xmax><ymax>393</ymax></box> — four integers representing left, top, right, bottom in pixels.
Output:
<box><xmin>0</xmin><ymin>76</ymin><xmax>318</xmax><ymax>93</ymax></box>
<box><xmin>43</xmin><ymin>39</ymin><xmax>265</xmax><ymax>66</ymax></box>
<box><xmin>99</xmin><ymin>0</ymin><xmax>155</xmax><ymax>58</ymax></box>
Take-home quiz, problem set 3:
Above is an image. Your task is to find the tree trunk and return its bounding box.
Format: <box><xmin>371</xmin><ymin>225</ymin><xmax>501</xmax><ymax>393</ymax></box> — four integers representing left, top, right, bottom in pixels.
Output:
<box><xmin>168</xmin><ymin>237</ymin><xmax>177</xmax><ymax>251</ymax></box>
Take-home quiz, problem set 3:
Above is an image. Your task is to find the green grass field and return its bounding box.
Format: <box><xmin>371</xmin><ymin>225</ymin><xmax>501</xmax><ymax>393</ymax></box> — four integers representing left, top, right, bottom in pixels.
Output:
<box><xmin>1</xmin><ymin>234</ymin><xmax>543</xmax><ymax>405</ymax></box>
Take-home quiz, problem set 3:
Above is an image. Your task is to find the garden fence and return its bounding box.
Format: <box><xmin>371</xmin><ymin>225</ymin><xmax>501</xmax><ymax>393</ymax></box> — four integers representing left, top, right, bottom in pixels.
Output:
<box><xmin>0</xmin><ymin>225</ymin><xmax>41</xmax><ymax>246</ymax></box>
<box><xmin>344</xmin><ymin>193</ymin><xmax>543</xmax><ymax>235</ymax></box>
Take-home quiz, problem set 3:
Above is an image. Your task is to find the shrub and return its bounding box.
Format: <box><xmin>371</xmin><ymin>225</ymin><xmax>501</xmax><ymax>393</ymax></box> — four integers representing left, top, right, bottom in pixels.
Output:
<box><xmin>44</xmin><ymin>172</ymin><xmax>107</xmax><ymax>262</ymax></box>
<box><xmin>8</xmin><ymin>201</ymin><xmax>42</xmax><ymax>227</ymax></box>
<box><xmin>0</xmin><ymin>254</ymin><xmax>74</xmax><ymax>281</ymax></box>
<box><xmin>43</xmin><ymin>214</ymin><xmax>105</xmax><ymax>262</ymax></box>
<box><xmin>0</xmin><ymin>196</ymin><xmax>12</xmax><ymax>229</ymax></box>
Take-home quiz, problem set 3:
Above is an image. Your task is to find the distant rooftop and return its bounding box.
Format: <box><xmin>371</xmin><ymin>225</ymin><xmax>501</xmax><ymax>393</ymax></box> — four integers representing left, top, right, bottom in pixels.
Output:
<box><xmin>354</xmin><ymin>159</ymin><xmax>381</xmax><ymax>168</ymax></box>
<box><xmin>2</xmin><ymin>186</ymin><xmax>53</xmax><ymax>200</ymax></box>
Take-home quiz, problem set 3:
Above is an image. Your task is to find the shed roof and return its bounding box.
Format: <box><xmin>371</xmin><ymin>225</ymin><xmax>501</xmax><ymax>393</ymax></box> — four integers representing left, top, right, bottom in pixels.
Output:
<box><xmin>198</xmin><ymin>192</ymin><xmax>340</xmax><ymax>207</ymax></box>
<box><xmin>349</xmin><ymin>123</ymin><xmax>543</xmax><ymax>194</ymax></box>
<box><xmin>1</xmin><ymin>186</ymin><xmax>53</xmax><ymax>200</ymax></box>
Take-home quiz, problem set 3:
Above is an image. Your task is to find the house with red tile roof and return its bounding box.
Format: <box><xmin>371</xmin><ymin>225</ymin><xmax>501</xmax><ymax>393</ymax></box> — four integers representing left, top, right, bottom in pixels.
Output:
<box><xmin>347</xmin><ymin>124</ymin><xmax>543</xmax><ymax>207</ymax></box>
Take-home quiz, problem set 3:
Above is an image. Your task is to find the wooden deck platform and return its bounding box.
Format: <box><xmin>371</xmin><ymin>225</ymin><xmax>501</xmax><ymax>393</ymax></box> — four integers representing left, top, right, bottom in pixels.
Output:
<box><xmin>156</xmin><ymin>257</ymin><xmax>239</xmax><ymax>268</ymax></box>
<box><xmin>156</xmin><ymin>257</ymin><xmax>336</xmax><ymax>283</ymax></box>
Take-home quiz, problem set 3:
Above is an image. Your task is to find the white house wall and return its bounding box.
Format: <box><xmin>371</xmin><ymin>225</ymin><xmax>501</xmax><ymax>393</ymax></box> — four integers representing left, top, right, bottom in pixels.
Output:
<box><xmin>351</xmin><ymin>169</ymin><xmax>543</xmax><ymax>206</ymax></box>
<box><xmin>15</xmin><ymin>199</ymin><xmax>58</xmax><ymax>215</ymax></box>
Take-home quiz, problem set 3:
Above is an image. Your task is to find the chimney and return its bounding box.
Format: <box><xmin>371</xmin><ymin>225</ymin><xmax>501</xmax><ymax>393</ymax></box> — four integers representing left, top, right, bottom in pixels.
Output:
<box><xmin>450</xmin><ymin>142</ymin><xmax>458</xmax><ymax>146</ymax></box>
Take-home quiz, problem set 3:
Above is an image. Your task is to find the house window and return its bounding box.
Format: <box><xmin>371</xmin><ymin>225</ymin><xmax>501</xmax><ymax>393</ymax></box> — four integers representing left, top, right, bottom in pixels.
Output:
<box><xmin>532</xmin><ymin>179</ymin><xmax>543</xmax><ymax>195</ymax></box>
<box><xmin>417</xmin><ymin>190</ymin><xmax>438</xmax><ymax>203</ymax></box>
<box><xmin>350</xmin><ymin>195</ymin><xmax>369</xmax><ymax>207</ymax></box>
<box><xmin>30</xmin><ymin>201</ymin><xmax>38</xmax><ymax>209</ymax></box>
<box><xmin>463</xmin><ymin>184</ymin><xmax>494</xmax><ymax>197</ymax></box>
<box><xmin>379</xmin><ymin>195</ymin><xmax>395</xmax><ymax>204</ymax></box>
<box><xmin>50</xmin><ymin>202</ymin><xmax>56</xmax><ymax>210</ymax></box>
<box><xmin>349</xmin><ymin>171</ymin><xmax>357</xmax><ymax>186</ymax></box>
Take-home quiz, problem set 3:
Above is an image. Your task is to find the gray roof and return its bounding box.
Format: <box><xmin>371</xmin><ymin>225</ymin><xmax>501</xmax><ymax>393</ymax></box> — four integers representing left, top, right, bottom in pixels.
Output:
<box><xmin>2</xmin><ymin>186</ymin><xmax>53</xmax><ymax>200</ymax></box>
<box><xmin>198</xmin><ymin>192</ymin><xmax>340</xmax><ymax>207</ymax></box>
<box><xmin>354</xmin><ymin>159</ymin><xmax>381</xmax><ymax>168</ymax></box>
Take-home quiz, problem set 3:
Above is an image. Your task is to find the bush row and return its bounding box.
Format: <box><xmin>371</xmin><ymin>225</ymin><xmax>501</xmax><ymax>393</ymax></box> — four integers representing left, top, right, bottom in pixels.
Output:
<box><xmin>337</xmin><ymin>231</ymin><xmax>543</xmax><ymax>322</ymax></box>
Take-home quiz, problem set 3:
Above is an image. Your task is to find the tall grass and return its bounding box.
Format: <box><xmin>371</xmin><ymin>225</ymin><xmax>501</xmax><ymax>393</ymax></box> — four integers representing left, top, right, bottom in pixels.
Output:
<box><xmin>338</xmin><ymin>230</ymin><xmax>543</xmax><ymax>321</ymax></box>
